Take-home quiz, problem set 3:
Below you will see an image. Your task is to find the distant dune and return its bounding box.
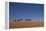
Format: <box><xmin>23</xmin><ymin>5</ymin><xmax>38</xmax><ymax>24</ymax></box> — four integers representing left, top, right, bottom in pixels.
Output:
<box><xmin>9</xmin><ymin>21</ymin><xmax>44</xmax><ymax>29</ymax></box>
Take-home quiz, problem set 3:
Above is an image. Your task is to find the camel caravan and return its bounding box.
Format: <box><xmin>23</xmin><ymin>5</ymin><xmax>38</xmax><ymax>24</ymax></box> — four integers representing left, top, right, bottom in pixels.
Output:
<box><xmin>13</xmin><ymin>19</ymin><xmax>32</xmax><ymax>22</ymax></box>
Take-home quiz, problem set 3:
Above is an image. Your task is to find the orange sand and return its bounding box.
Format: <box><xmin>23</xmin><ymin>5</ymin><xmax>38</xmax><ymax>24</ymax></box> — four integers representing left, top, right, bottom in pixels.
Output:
<box><xmin>9</xmin><ymin>21</ymin><xmax>44</xmax><ymax>28</ymax></box>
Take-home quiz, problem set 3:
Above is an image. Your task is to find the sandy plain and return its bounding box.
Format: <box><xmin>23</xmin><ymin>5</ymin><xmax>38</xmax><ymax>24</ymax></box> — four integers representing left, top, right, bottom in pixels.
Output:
<box><xmin>9</xmin><ymin>21</ymin><xmax>44</xmax><ymax>29</ymax></box>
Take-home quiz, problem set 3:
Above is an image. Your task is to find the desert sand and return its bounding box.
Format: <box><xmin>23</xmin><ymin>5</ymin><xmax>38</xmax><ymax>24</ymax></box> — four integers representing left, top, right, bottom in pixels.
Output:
<box><xmin>9</xmin><ymin>21</ymin><xmax>44</xmax><ymax>29</ymax></box>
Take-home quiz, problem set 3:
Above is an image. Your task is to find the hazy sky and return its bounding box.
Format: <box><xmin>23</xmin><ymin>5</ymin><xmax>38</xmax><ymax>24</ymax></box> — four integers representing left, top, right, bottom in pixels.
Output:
<box><xmin>9</xmin><ymin>2</ymin><xmax>44</xmax><ymax>21</ymax></box>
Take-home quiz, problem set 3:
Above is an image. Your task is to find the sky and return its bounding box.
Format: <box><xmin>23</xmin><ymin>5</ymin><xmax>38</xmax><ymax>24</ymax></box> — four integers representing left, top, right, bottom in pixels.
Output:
<box><xmin>9</xmin><ymin>2</ymin><xmax>44</xmax><ymax>21</ymax></box>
